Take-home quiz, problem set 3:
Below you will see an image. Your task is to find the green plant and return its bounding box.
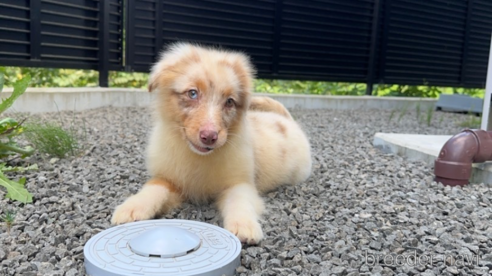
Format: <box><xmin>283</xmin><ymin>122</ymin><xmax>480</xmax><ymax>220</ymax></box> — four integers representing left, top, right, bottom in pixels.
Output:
<box><xmin>0</xmin><ymin>66</ymin><xmax>149</xmax><ymax>89</ymax></box>
<box><xmin>458</xmin><ymin>115</ymin><xmax>481</xmax><ymax>129</ymax></box>
<box><xmin>1</xmin><ymin>208</ymin><xmax>16</xmax><ymax>234</ymax></box>
<box><xmin>425</xmin><ymin>105</ymin><xmax>435</xmax><ymax>127</ymax></box>
<box><xmin>0</xmin><ymin>75</ymin><xmax>34</xmax><ymax>158</ymax></box>
<box><xmin>1</xmin><ymin>66</ymin><xmax>487</xmax><ymax>98</ymax></box>
<box><xmin>110</xmin><ymin>71</ymin><xmax>148</xmax><ymax>89</ymax></box>
<box><xmin>24</xmin><ymin>121</ymin><xmax>80</xmax><ymax>158</ymax></box>
<box><xmin>416</xmin><ymin>102</ymin><xmax>421</xmax><ymax>122</ymax></box>
<box><xmin>439</xmin><ymin>114</ymin><xmax>444</xmax><ymax>126</ymax></box>
<box><xmin>388</xmin><ymin>109</ymin><xmax>396</xmax><ymax>122</ymax></box>
<box><xmin>0</xmin><ymin>67</ymin><xmax>99</xmax><ymax>88</ymax></box>
<box><xmin>0</xmin><ymin>73</ymin><xmax>36</xmax><ymax>203</ymax></box>
<box><xmin>254</xmin><ymin>79</ymin><xmax>367</xmax><ymax>95</ymax></box>
<box><xmin>0</xmin><ymin>118</ymin><xmax>33</xmax><ymax>158</ymax></box>
<box><xmin>397</xmin><ymin>104</ymin><xmax>410</xmax><ymax>122</ymax></box>
<box><xmin>375</xmin><ymin>83</ymin><xmax>443</xmax><ymax>98</ymax></box>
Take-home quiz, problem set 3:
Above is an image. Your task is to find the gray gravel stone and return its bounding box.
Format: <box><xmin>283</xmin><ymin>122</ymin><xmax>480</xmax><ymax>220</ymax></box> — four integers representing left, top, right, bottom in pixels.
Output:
<box><xmin>331</xmin><ymin>265</ymin><xmax>347</xmax><ymax>275</ymax></box>
<box><xmin>306</xmin><ymin>254</ymin><xmax>322</xmax><ymax>263</ymax></box>
<box><xmin>446</xmin><ymin>266</ymin><xmax>460</xmax><ymax>275</ymax></box>
<box><xmin>66</xmin><ymin>268</ymin><xmax>78</xmax><ymax>276</ymax></box>
<box><xmin>3</xmin><ymin>107</ymin><xmax>491</xmax><ymax>275</ymax></box>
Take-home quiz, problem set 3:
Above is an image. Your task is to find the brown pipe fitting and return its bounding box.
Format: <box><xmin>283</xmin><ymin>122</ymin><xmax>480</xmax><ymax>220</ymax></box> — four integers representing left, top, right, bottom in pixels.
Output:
<box><xmin>434</xmin><ymin>129</ymin><xmax>492</xmax><ymax>186</ymax></box>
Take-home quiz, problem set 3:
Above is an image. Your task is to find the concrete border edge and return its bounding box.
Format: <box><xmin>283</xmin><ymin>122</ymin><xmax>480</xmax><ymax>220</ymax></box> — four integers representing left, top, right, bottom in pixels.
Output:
<box><xmin>4</xmin><ymin>87</ymin><xmax>437</xmax><ymax>114</ymax></box>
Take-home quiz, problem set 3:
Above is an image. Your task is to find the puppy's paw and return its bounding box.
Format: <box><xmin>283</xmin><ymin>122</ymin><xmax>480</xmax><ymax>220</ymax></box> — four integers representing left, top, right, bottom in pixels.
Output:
<box><xmin>111</xmin><ymin>196</ymin><xmax>157</xmax><ymax>225</ymax></box>
<box><xmin>224</xmin><ymin>217</ymin><xmax>264</xmax><ymax>245</ymax></box>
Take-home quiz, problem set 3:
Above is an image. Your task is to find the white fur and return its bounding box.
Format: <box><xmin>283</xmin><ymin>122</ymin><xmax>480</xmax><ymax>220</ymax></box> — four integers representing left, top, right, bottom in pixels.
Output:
<box><xmin>111</xmin><ymin>184</ymin><xmax>175</xmax><ymax>224</ymax></box>
<box><xmin>111</xmin><ymin>43</ymin><xmax>312</xmax><ymax>244</ymax></box>
<box><xmin>217</xmin><ymin>183</ymin><xmax>265</xmax><ymax>243</ymax></box>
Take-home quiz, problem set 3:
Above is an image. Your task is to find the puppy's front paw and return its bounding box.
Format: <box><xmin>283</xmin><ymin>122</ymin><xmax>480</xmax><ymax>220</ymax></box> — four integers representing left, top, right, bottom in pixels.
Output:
<box><xmin>224</xmin><ymin>217</ymin><xmax>264</xmax><ymax>245</ymax></box>
<box><xmin>111</xmin><ymin>196</ymin><xmax>157</xmax><ymax>225</ymax></box>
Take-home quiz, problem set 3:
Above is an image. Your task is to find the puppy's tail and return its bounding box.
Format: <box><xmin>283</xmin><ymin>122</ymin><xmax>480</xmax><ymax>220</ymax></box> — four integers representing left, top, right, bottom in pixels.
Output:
<box><xmin>249</xmin><ymin>96</ymin><xmax>293</xmax><ymax>120</ymax></box>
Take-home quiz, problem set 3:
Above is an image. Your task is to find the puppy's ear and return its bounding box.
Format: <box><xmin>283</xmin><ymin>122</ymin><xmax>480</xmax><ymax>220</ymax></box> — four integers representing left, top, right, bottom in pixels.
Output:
<box><xmin>147</xmin><ymin>77</ymin><xmax>157</xmax><ymax>92</ymax></box>
<box><xmin>148</xmin><ymin>58</ymin><xmax>167</xmax><ymax>93</ymax></box>
<box><xmin>147</xmin><ymin>42</ymin><xmax>199</xmax><ymax>93</ymax></box>
<box><xmin>147</xmin><ymin>57</ymin><xmax>172</xmax><ymax>93</ymax></box>
<box><xmin>230</xmin><ymin>53</ymin><xmax>256</xmax><ymax>108</ymax></box>
<box><xmin>148</xmin><ymin>80</ymin><xmax>156</xmax><ymax>92</ymax></box>
<box><xmin>147</xmin><ymin>61</ymin><xmax>161</xmax><ymax>92</ymax></box>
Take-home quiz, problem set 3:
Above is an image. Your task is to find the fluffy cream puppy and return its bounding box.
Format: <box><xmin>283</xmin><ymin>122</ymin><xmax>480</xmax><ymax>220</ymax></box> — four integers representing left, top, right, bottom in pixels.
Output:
<box><xmin>111</xmin><ymin>43</ymin><xmax>312</xmax><ymax>244</ymax></box>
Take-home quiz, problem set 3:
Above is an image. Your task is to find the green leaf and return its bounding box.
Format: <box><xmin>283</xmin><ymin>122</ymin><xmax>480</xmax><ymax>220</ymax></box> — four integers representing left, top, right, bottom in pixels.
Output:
<box><xmin>0</xmin><ymin>141</ymin><xmax>34</xmax><ymax>159</ymax></box>
<box><xmin>0</xmin><ymin>163</ymin><xmax>38</xmax><ymax>173</ymax></box>
<box><xmin>0</xmin><ymin>172</ymin><xmax>33</xmax><ymax>203</ymax></box>
<box><xmin>0</xmin><ymin>73</ymin><xmax>4</xmax><ymax>93</ymax></box>
<box><xmin>0</xmin><ymin>117</ymin><xmax>18</xmax><ymax>125</ymax></box>
<box><xmin>19</xmin><ymin>146</ymin><xmax>34</xmax><ymax>159</ymax></box>
<box><xmin>0</xmin><ymin>117</ymin><xmax>20</xmax><ymax>137</ymax></box>
<box><xmin>0</xmin><ymin>75</ymin><xmax>31</xmax><ymax>115</ymax></box>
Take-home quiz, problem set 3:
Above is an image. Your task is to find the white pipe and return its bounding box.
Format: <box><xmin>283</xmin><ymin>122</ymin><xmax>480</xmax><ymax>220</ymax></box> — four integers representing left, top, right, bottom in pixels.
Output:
<box><xmin>480</xmin><ymin>32</ymin><xmax>492</xmax><ymax>130</ymax></box>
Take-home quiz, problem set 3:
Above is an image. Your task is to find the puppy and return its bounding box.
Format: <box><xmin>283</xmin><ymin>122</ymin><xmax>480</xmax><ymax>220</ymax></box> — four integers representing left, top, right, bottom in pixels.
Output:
<box><xmin>111</xmin><ymin>43</ymin><xmax>312</xmax><ymax>244</ymax></box>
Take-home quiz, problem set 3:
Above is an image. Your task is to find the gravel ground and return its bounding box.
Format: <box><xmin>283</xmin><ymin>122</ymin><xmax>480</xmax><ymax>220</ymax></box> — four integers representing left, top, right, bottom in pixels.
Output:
<box><xmin>1</xmin><ymin>106</ymin><xmax>491</xmax><ymax>276</ymax></box>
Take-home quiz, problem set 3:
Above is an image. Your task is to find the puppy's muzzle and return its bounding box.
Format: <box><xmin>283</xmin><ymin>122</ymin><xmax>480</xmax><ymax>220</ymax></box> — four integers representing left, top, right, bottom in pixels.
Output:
<box><xmin>199</xmin><ymin>129</ymin><xmax>218</xmax><ymax>146</ymax></box>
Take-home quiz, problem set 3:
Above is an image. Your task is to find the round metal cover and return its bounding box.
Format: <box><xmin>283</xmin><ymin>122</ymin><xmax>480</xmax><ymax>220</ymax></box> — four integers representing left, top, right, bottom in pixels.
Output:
<box><xmin>84</xmin><ymin>219</ymin><xmax>242</xmax><ymax>276</ymax></box>
<box><xmin>128</xmin><ymin>226</ymin><xmax>201</xmax><ymax>258</ymax></box>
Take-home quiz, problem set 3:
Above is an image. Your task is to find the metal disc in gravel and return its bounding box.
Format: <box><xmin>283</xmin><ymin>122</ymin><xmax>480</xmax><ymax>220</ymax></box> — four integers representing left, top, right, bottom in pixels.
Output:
<box><xmin>84</xmin><ymin>219</ymin><xmax>241</xmax><ymax>276</ymax></box>
<box><xmin>128</xmin><ymin>226</ymin><xmax>201</xmax><ymax>258</ymax></box>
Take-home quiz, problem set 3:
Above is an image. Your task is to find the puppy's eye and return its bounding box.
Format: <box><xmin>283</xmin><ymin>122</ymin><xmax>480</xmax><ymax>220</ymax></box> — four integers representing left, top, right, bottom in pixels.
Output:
<box><xmin>225</xmin><ymin>98</ymin><xmax>235</xmax><ymax>108</ymax></box>
<box><xmin>188</xmin><ymin>89</ymin><xmax>198</xmax><ymax>99</ymax></box>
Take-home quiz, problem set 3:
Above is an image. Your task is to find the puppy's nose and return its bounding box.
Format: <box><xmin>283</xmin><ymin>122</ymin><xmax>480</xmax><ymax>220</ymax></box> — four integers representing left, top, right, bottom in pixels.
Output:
<box><xmin>200</xmin><ymin>130</ymin><xmax>218</xmax><ymax>145</ymax></box>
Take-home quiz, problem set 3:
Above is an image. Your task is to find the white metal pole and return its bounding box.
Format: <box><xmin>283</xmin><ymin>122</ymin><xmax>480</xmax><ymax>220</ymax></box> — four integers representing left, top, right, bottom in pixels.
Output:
<box><xmin>480</xmin><ymin>32</ymin><xmax>492</xmax><ymax>130</ymax></box>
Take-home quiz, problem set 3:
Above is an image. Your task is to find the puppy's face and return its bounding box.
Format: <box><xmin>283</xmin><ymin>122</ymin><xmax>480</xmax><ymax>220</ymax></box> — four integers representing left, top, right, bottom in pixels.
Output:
<box><xmin>148</xmin><ymin>43</ymin><xmax>254</xmax><ymax>155</ymax></box>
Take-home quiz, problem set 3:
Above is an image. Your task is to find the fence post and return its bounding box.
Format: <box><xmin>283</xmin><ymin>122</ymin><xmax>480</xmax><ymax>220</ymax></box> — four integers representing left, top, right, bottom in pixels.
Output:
<box><xmin>271</xmin><ymin>0</ymin><xmax>283</xmax><ymax>77</ymax></box>
<box><xmin>460</xmin><ymin>0</ymin><xmax>473</xmax><ymax>86</ymax></box>
<box><xmin>30</xmin><ymin>0</ymin><xmax>41</xmax><ymax>61</ymax></box>
<box><xmin>98</xmin><ymin>0</ymin><xmax>110</xmax><ymax>87</ymax></box>
<box><xmin>155</xmin><ymin>0</ymin><xmax>163</xmax><ymax>57</ymax></box>
<box><xmin>366</xmin><ymin>0</ymin><xmax>382</xmax><ymax>95</ymax></box>
<box><xmin>125</xmin><ymin>0</ymin><xmax>135</xmax><ymax>71</ymax></box>
<box><xmin>377</xmin><ymin>0</ymin><xmax>392</xmax><ymax>91</ymax></box>
<box><xmin>480</xmin><ymin>32</ymin><xmax>492</xmax><ymax>130</ymax></box>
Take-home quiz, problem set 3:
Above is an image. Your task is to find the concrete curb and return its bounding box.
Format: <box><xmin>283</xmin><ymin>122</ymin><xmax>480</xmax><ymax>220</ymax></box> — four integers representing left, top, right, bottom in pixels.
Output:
<box><xmin>373</xmin><ymin>132</ymin><xmax>492</xmax><ymax>185</ymax></box>
<box><xmin>373</xmin><ymin>133</ymin><xmax>452</xmax><ymax>165</ymax></box>
<box><xmin>4</xmin><ymin>87</ymin><xmax>437</xmax><ymax>114</ymax></box>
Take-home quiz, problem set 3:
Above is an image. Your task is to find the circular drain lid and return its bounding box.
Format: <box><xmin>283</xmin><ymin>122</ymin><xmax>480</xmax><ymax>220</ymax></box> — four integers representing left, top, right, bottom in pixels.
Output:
<box><xmin>84</xmin><ymin>219</ymin><xmax>242</xmax><ymax>276</ymax></box>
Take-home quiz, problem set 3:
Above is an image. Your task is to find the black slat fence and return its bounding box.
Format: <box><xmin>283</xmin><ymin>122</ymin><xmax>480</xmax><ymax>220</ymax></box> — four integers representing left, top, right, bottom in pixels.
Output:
<box><xmin>0</xmin><ymin>0</ymin><xmax>491</xmax><ymax>94</ymax></box>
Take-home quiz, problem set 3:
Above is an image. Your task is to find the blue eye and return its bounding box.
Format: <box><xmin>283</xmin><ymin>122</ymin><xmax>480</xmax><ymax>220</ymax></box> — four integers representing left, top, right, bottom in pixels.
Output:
<box><xmin>188</xmin><ymin>89</ymin><xmax>198</xmax><ymax>99</ymax></box>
